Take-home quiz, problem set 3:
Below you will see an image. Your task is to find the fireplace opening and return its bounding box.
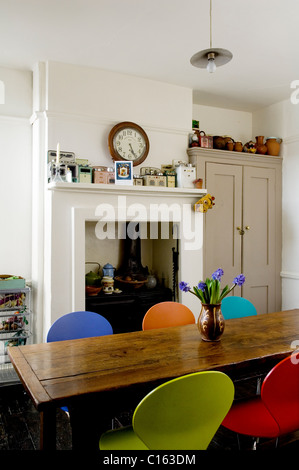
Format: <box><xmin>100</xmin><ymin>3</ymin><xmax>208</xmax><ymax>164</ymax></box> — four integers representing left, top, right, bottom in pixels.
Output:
<box><xmin>85</xmin><ymin>221</ymin><xmax>179</xmax><ymax>332</ymax></box>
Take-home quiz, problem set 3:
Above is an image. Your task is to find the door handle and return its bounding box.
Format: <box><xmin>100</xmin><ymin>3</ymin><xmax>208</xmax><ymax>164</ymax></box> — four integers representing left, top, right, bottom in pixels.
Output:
<box><xmin>236</xmin><ymin>226</ymin><xmax>245</xmax><ymax>235</ymax></box>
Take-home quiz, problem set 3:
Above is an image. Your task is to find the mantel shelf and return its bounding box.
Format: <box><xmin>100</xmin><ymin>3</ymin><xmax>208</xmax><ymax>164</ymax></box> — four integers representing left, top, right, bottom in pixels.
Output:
<box><xmin>48</xmin><ymin>182</ymin><xmax>207</xmax><ymax>198</ymax></box>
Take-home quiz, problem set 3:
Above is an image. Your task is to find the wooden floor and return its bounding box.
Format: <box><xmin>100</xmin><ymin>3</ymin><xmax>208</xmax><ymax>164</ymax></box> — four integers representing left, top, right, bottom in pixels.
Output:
<box><xmin>0</xmin><ymin>381</ymin><xmax>299</xmax><ymax>452</ymax></box>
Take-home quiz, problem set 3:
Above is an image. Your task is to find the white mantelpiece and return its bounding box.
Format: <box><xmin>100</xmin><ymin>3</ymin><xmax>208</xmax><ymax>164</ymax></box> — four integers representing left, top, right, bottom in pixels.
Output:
<box><xmin>42</xmin><ymin>182</ymin><xmax>206</xmax><ymax>341</ymax></box>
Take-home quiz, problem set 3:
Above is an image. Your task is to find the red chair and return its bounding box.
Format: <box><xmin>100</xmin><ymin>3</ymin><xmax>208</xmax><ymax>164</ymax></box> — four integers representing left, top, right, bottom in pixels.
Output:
<box><xmin>142</xmin><ymin>301</ymin><xmax>195</xmax><ymax>330</ymax></box>
<box><xmin>222</xmin><ymin>354</ymin><xmax>299</xmax><ymax>447</ymax></box>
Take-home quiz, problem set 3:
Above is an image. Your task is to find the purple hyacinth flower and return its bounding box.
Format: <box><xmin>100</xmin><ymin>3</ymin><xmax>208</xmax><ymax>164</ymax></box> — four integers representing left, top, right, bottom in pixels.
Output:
<box><xmin>211</xmin><ymin>268</ymin><xmax>224</xmax><ymax>282</ymax></box>
<box><xmin>198</xmin><ymin>282</ymin><xmax>207</xmax><ymax>291</ymax></box>
<box><xmin>233</xmin><ymin>274</ymin><xmax>245</xmax><ymax>286</ymax></box>
<box><xmin>179</xmin><ymin>281</ymin><xmax>191</xmax><ymax>292</ymax></box>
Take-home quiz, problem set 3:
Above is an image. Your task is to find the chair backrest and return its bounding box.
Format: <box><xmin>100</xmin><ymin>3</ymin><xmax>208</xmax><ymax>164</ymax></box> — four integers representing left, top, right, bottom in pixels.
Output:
<box><xmin>47</xmin><ymin>310</ymin><xmax>113</xmax><ymax>342</ymax></box>
<box><xmin>142</xmin><ymin>301</ymin><xmax>195</xmax><ymax>330</ymax></box>
<box><xmin>221</xmin><ymin>296</ymin><xmax>257</xmax><ymax>320</ymax></box>
<box><xmin>132</xmin><ymin>371</ymin><xmax>234</xmax><ymax>450</ymax></box>
<box><xmin>261</xmin><ymin>355</ymin><xmax>299</xmax><ymax>435</ymax></box>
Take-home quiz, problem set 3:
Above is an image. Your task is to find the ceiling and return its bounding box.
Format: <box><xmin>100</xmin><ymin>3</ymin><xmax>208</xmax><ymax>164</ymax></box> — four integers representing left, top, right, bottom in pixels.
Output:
<box><xmin>0</xmin><ymin>0</ymin><xmax>297</xmax><ymax>112</ymax></box>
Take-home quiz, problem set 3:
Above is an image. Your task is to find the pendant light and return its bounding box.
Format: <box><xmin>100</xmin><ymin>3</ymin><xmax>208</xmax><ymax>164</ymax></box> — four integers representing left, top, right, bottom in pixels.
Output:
<box><xmin>190</xmin><ymin>0</ymin><xmax>232</xmax><ymax>73</ymax></box>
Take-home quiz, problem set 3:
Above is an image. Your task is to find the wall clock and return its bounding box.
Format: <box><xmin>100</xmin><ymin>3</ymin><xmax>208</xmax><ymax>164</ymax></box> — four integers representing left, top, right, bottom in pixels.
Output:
<box><xmin>108</xmin><ymin>121</ymin><xmax>150</xmax><ymax>166</ymax></box>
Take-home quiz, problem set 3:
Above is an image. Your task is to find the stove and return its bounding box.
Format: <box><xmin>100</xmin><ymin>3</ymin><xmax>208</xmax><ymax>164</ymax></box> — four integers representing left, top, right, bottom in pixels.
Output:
<box><xmin>86</xmin><ymin>286</ymin><xmax>172</xmax><ymax>333</ymax></box>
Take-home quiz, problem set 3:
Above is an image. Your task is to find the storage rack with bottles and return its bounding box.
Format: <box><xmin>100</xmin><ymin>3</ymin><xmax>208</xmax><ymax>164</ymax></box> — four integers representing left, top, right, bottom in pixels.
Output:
<box><xmin>0</xmin><ymin>287</ymin><xmax>32</xmax><ymax>385</ymax></box>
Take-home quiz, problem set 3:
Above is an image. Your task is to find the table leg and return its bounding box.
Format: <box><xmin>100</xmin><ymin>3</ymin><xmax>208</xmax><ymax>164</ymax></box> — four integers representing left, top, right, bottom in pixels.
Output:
<box><xmin>68</xmin><ymin>388</ymin><xmax>150</xmax><ymax>450</ymax></box>
<box><xmin>69</xmin><ymin>405</ymin><xmax>112</xmax><ymax>451</ymax></box>
<box><xmin>40</xmin><ymin>408</ymin><xmax>57</xmax><ymax>450</ymax></box>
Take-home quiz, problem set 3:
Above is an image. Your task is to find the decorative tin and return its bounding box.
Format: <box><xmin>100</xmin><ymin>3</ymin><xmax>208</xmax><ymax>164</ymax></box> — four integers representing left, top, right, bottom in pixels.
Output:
<box><xmin>78</xmin><ymin>166</ymin><xmax>93</xmax><ymax>183</ymax></box>
<box><xmin>143</xmin><ymin>174</ymin><xmax>166</xmax><ymax>187</ymax></box>
<box><xmin>93</xmin><ymin>167</ymin><xmax>115</xmax><ymax>184</ymax></box>
<box><xmin>200</xmin><ymin>132</ymin><xmax>213</xmax><ymax>148</ymax></box>
<box><xmin>133</xmin><ymin>175</ymin><xmax>143</xmax><ymax>186</ymax></box>
<box><xmin>164</xmin><ymin>170</ymin><xmax>176</xmax><ymax>187</ymax></box>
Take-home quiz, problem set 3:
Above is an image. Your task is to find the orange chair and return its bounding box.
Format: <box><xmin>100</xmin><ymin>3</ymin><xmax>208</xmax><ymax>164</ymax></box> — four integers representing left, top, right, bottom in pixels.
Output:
<box><xmin>142</xmin><ymin>301</ymin><xmax>195</xmax><ymax>330</ymax></box>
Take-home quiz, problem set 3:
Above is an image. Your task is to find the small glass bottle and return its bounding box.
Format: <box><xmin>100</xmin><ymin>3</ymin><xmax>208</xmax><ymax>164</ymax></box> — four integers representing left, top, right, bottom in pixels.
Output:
<box><xmin>52</xmin><ymin>164</ymin><xmax>64</xmax><ymax>182</ymax></box>
<box><xmin>66</xmin><ymin>167</ymin><xmax>72</xmax><ymax>182</ymax></box>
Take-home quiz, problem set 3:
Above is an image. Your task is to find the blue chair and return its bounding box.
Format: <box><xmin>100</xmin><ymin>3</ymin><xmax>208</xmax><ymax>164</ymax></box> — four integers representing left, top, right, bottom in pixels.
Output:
<box><xmin>47</xmin><ymin>311</ymin><xmax>113</xmax><ymax>414</ymax></box>
<box><xmin>47</xmin><ymin>310</ymin><xmax>113</xmax><ymax>342</ymax></box>
<box><xmin>221</xmin><ymin>296</ymin><xmax>257</xmax><ymax>320</ymax></box>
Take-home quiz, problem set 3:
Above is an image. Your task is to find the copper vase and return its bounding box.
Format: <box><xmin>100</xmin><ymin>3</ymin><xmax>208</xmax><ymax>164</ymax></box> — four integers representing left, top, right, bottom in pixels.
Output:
<box><xmin>266</xmin><ymin>137</ymin><xmax>281</xmax><ymax>156</ymax></box>
<box><xmin>255</xmin><ymin>136</ymin><xmax>267</xmax><ymax>155</ymax></box>
<box><xmin>198</xmin><ymin>303</ymin><xmax>225</xmax><ymax>341</ymax></box>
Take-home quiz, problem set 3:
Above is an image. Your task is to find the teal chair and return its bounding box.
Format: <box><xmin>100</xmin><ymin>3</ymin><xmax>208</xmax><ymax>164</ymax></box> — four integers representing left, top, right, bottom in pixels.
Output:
<box><xmin>221</xmin><ymin>296</ymin><xmax>257</xmax><ymax>320</ymax></box>
<box><xmin>99</xmin><ymin>371</ymin><xmax>234</xmax><ymax>450</ymax></box>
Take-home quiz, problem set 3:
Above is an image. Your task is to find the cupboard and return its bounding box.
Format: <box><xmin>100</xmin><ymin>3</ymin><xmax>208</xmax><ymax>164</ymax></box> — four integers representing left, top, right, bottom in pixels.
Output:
<box><xmin>188</xmin><ymin>148</ymin><xmax>282</xmax><ymax>314</ymax></box>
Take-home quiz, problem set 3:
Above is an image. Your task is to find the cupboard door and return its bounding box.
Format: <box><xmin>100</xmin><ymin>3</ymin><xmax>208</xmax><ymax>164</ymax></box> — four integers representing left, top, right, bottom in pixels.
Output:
<box><xmin>205</xmin><ymin>163</ymin><xmax>243</xmax><ymax>290</ymax></box>
<box><xmin>242</xmin><ymin>166</ymin><xmax>276</xmax><ymax>314</ymax></box>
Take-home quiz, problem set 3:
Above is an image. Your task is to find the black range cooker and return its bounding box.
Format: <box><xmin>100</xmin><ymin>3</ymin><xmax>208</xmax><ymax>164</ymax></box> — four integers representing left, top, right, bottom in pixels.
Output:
<box><xmin>86</xmin><ymin>286</ymin><xmax>172</xmax><ymax>334</ymax></box>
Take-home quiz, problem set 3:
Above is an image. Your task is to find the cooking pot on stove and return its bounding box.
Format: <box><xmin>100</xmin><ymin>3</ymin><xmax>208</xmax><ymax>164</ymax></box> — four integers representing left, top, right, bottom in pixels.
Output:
<box><xmin>102</xmin><ymin>263</ymin><xmax>115</xmax><ymax>278</ymax></box>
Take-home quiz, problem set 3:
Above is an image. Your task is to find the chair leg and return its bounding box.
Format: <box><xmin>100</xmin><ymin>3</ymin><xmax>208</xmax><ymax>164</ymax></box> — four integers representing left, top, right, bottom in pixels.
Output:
<box><xmin>256</xmin><ymin>377</ymin><xmax>262</xmax><ymax>395</ymax></box>
<box><xmin>112</xmin><ymin>417</ymin><xmax>123</xmax><ymax>429</ymax></box>
<box><xmin>252</xmin><ymin>437</ymin><xmax>259</xmax><ymax>450</ymax></box>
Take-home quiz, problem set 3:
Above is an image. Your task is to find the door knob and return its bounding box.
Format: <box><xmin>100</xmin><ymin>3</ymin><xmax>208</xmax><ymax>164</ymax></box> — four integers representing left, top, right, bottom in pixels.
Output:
<box><xmin>245</xmin><ymin>226</ymin><xmax>250</xmax><ymax>230</ymax></box>
<box><xmin>236</xmin><ymin>226</ymin><xmax>245</xmax><ymax>235</ymax></box>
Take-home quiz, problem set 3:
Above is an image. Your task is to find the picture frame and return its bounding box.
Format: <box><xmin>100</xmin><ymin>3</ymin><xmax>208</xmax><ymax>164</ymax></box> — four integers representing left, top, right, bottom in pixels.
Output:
<box><xmin>114</xmin><ymin>161</ymin><xmax>133</xmax><ymax>185</ymax></box>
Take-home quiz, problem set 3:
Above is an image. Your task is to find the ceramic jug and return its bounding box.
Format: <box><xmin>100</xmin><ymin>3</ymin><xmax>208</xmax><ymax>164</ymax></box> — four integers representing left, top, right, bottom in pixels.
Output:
<box><xmin>102</xmin><ymin>276</ymin><xmax>114</xmax><ymax>294</ymax></box>
<box><xmin>102</xmin><ymin>263</ymin><xmax>115</xmax><ymax>277</ymax></box>
<box><xmin>255</xmin><ymin>136</ymin><xmax>267</xmax><ymax>155</ymax></box>
<box><xmin>234</xmin><ymin>141</ymin><xmax>243</xmax><ymax>152</ymax></box>
<box><xmin>266</xmin><ymin>137</ymin><xmax>281</xmax><ymax>156</ymax></box>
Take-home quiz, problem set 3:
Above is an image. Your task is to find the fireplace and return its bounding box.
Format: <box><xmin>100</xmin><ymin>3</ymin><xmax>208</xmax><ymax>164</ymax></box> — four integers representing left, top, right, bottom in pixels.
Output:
<box><xmin>43</xmin><ymin>183</ymin><xmax>206</xmax><ymax>341</ymax></box>
<box><xmin>85</xmin><ymin>221</ymin><xmax>175</xmax><ymax>332</ymax></box>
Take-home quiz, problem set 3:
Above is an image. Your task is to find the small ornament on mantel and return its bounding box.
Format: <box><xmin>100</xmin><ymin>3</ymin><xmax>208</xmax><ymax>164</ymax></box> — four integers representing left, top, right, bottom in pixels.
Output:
<box><xmin>194</xmin><ymin>194</ymin><xmax>215</xmax><ymax>213</ymax></box>
<box><xmin>52</xmin><ymin>142</ymin><xmax>64</xmax><ymax>182</ymax></box>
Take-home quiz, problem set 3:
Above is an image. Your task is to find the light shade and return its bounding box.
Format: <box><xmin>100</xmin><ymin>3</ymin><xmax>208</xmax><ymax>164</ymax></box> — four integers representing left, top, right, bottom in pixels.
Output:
<box><xmin>190</xmin><ymin>47</ymin><xmax>233</xmax><ymax>69</ymax></box>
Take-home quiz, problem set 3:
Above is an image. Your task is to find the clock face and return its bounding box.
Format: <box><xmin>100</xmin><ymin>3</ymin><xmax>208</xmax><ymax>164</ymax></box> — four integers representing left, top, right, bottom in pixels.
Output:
<box><xmin>108</xmin><ymin>122</ymin><xmax>149</xmax><ymax>166</ymax></box>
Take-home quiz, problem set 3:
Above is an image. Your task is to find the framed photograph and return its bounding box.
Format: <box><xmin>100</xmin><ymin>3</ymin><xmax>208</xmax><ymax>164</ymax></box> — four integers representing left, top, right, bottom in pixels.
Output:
<box><xmin>114</xmin><ymin>161</ymin><xmax>133</xmax><ymax>185</ymax></box>
<box><xmin>192</xmin><ymin>119</ymin><xmax>200</xmax><ymax>130</ymax></box>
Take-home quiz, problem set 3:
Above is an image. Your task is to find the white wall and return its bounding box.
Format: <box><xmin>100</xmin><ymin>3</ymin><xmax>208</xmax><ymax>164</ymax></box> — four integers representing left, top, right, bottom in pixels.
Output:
<box><xmin>45</xmin><ymin>61</ymin><xmax>192</xmax><ymax>169</ymax></box>
<box><xmin>253</xmin><ymin>99</ymin><xmax>299</xmax><ymax>310</ymax></box>
<box><xmin>193</xmin><ymin>103</ymin><xmax>252</xmax><ymax>143</ymax></box>
<box><xmin>0</xmin><ymin>67</ymin><xmax>32</xmax><ymax>280</ymax></box>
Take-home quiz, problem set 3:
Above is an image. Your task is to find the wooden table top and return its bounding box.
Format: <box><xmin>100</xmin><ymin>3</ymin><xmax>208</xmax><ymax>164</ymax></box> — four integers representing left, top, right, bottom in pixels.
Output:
<box><xmin>8</xmin><ymin>309</ymin><xmax>299</xmax><ymax>411</ymax></box>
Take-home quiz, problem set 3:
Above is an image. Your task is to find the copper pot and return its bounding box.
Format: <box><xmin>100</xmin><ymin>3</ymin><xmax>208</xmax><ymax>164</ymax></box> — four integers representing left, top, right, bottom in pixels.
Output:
<box><xmin>255</xmin><ymin>136</ymin><xmax>267</xmax><ymax>155</ymax></box>
<box><xmin>266</xmin><ymin>137</ymin><xmax>281</xmax><ymax>156</ymax></box>
<box><xmin>226</xmin><ymin>140</ymin><xmax>234</xmax><ymax>151</ymax></box>
<box><xmin>213</xmin><ymin>136</ymin><xmax>225</xmax><ymax>149</ymax></box>
<box><xmin>234</xmin><ymin>141</ymin><xmax>243</xmax><ymax>152</ymax></box>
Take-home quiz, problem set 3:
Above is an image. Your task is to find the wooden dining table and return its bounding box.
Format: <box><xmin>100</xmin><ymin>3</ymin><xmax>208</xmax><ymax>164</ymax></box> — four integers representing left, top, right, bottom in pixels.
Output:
<box><xmin>8</xmin><ymin>309</ymin><xmax>299</xmax><ymax>450</ymax></box>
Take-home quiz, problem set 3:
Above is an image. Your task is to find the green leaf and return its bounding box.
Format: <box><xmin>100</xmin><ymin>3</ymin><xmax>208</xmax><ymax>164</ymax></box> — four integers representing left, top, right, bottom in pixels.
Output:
<box><xmin>219</xmin><ymin>285</ymin><xmax>234</xmax><ymax>301</ymax></box>
<box><xmin>194</xmin><ymin>286</ymin><xmax>207</xmax><ymax>303</ymax></box>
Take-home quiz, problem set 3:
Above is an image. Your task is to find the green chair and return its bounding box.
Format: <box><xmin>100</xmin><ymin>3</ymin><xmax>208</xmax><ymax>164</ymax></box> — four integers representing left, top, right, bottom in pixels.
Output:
<box><xmin>99</xmin><ymin>371</ymin><xmax>234</xmax><ymax>450</ymax></box>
